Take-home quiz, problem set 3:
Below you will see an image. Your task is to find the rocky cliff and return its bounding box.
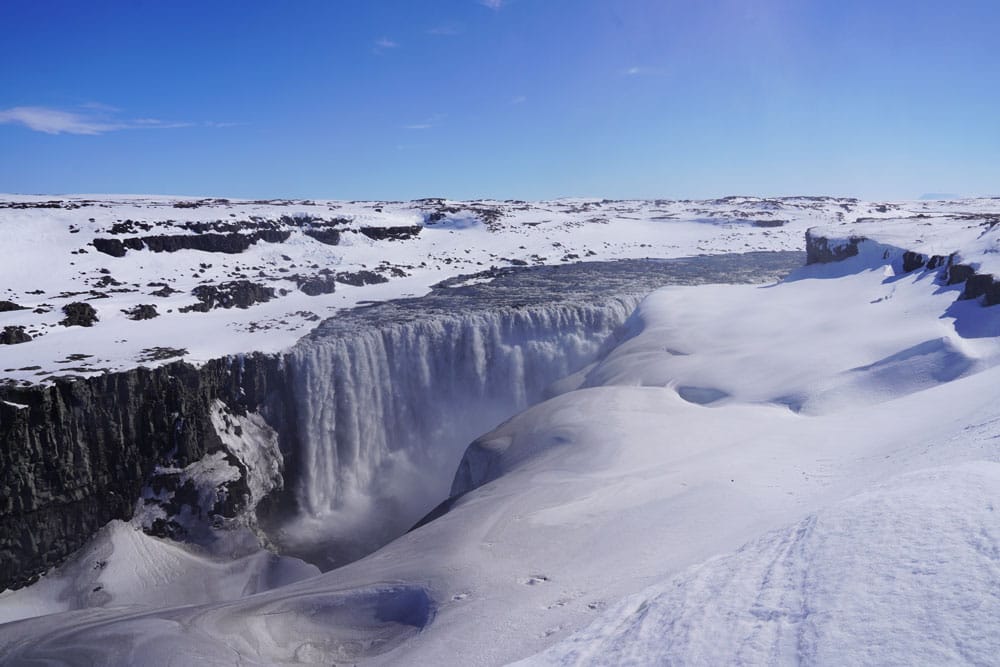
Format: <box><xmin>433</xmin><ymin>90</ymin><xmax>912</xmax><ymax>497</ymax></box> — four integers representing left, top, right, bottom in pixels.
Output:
<box><xmin>0</xmin><ymin>354</ymin><xmax>289</xmax><ymax>591</ymax></box>
<box><xmin>0</xmin><ymin>253</ymin><xmax>805</xmax><ymax>591</ymax></box>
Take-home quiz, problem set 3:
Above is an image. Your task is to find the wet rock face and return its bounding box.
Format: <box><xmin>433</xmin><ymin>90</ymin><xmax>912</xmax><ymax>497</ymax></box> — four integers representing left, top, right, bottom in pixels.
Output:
<box><xmin>1</xmin><ymin>326</ymin><xmax>32</xmax><ymax>345</ymax></box>
<box><xmin>0</xmin><ymin>354</ymin><xmax>287</xmax><ymax>591</ymax></box>
<box><xmin>60</xmin><ymin>302</ymin><xmax>99</xmax><ymax>327</ymax></box>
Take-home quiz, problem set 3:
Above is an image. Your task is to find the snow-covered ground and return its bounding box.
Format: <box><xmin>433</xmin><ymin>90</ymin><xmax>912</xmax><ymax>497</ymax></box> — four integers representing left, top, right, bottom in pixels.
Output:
<box><xmin>4</xmin><ymin>193</ymin><xmax>989</xmax><ymax>386</ymax></box>
<box><xmin>3</xmin><ymin>196</ymin><xmax>1000</xmax><ymax>665</ymax></box>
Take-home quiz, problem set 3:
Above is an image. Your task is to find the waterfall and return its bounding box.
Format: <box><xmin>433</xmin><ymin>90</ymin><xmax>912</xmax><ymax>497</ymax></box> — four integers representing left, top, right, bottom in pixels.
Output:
<box><xmin>281</xmin><ymin>297</ymin><xmax>639</xmax><ymax>566</ymax></box>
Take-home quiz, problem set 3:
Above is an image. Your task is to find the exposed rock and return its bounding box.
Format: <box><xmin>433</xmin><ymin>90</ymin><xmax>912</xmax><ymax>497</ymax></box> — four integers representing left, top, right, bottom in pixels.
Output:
<box><xmin>0</xmin><ymin>354</ymin><xmax>289</xmax><ymax>591</ymax></box>
<box><xmin>335</xmin><ymin>270</ymin><xmax>389</xmax><ymax>287</ymax></box>
<box><xmin>302</xmin><ymin>228</ymin><xmax>342</xmax><ymax>245</ymax></box>
<box><xmin>359</xmin><ymin>225</ymin><xmax>422</xmax><ymax>241</ymax></box>
<box><xmin>0</xmin><ymin>300</ymin><xmax>27</xmax><ymax>312</ymax></box>
<box><xmin>180</xmin><ymin>280</ymin><xmax>275</xmax><ymax>313</ymax></box>
<box><xmin>94</xmin><ymin>231</ymin><xmax>292</xmax><ymax>256</ymax></box>
<box><xmin>60</xmin><ymin>302</ymin><xmax>99</xmax><ymax>327</ymax></box>
<box><xmin>92</xmin><ymin>238</ymin><xmax>127</xmax><ymax>257</ymax></box>
<box><xmin>0</xmin><ymin>326</ymin><xmax>31</xmax><ymax>345</ymax></box>
<box><xmin>805</xmin><ymin>229</ymin><xmax>863</xmax><ymax>264</ymax></box>
<box><xmin>137</xmin><ymin>347</ymin><xmax>188</xmax><ymax>362</ymax></box>
<box><xmin>297</xmin><ymin>274</ymin><xmax>338</xmax><ymax>296</ymax></box>
<box><xmin>143</xmin><ymin>231</ymin><xmax>291</xmax><ymax>254</ymax></box>
<box><xmin>151</xmin><ymin>285</ymin><xmax>180</xmax><ymax>297</ymax></box>
<box><xmin>902</xmin><ymin>251</ymin><xmax>953</xmax><ymax>274</ymax></box>
<box><xmin>959</xmin><ymin>273</ymin><xmax>1000</xmax><ymax>305</ymax></box>
<box><xmin>947</xmin><ymin>264</ymin><xmax>977</xmax><ymax>285</ymax></box>
<box><xmin>122</xmin><ymin>304</ymin><xmax>159</xmax><ymax>321</ymax></box>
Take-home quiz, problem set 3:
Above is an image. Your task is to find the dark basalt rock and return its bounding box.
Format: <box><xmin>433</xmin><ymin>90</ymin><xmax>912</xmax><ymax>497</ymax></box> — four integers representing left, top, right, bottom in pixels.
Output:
<box><xmin>0</xmin><ymin>353</ymin><xmax>289</xmax><ymax>591</ymax></box>
<box><xmin>940</xmin><ymin>261</ymin><xmax>1000</xmax><ymax>305</ymax></box>
<box><xmin>151</xmin><ymin>285</ymin><xmax>180</xmax><ymax>298</ymax></box>
<box><xmin>60</xmin><ymin>302</ymin><xmax>99</xmax><ymax>327</ymax></box>
<box><xmin>180</xmin><ymin>280</ymin><xmax>275</xmax><ymax>313</ymax></box>
<box><xmin>336</xmin><ymin>270</ymin><xmax>388</xmax><ymax>287</ymax></box>
<box><xmin>122</xmin><ymin>304</ymin><xmax>159</xmax><ymax>320</ymax></box>
<box><xmin>297</xmin><ymin>274</ymin><xmax>338</xmax><ymax>296</ymax></box>
<box><xmin>92</xmin><ymin>238</ymin><xmax>127</xmax><ymax>257</ymax></box>
<box><xmin>142</xmin><ymin>450</ymin><xmax>252</xmax><ymax>539</ymax></box>
<box><xmin>93</xmin><ymin>230</ymin><xmax>293</xmax><ymax>256</ymax></box>
<box><xmin>959</xmin><ymin>273</ymin><xmax>1000</xmax><ymax>305</ymax></box>
<box><xmin>302</xmin><ymin>228</ymin><xmax>342</xmax><ymax>245</ymax></box>
<box><xmin>902</xmin><ymin>251</ymin><xmax>952</xmax><ymax>274</ymax></box>
<box><xmin>0</xmin><ymin>300</ymin><xmax>27</xmax><ymax>312</ymax></box>
<box><xmin>359</xmin><ymin>225</ymin><xmax>422</xmax><ymax>241</ymax></box>
<box><xmin>143</xmin><ymin>231</ymin><xmax>291</xmax><ymax>254</ymax></box>
<box><xmin>805</xmin><ymin>229</ymin><xmax>864</xmax><ymax>264</ymax></box>
<box><xmin>1</xmin><ymin>326</ymin><xmax>31</xmax><ymax>345</ymax></box>
<box><xmin>947</xmin><ymin>264</ymin><xmax>976</xmax><ymax>285</ymax></box>
<box><xmin>809</xmin><ymin>231</ymin><xmax>1000</xmax><ymax>307</ymax></box>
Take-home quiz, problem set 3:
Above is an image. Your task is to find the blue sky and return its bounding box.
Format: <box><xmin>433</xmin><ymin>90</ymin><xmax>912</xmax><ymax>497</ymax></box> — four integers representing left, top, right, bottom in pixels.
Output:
<box><xmin>1</xmin><ymin>0</ymin><xmax>998</xmax><ymax>200</ymax></box>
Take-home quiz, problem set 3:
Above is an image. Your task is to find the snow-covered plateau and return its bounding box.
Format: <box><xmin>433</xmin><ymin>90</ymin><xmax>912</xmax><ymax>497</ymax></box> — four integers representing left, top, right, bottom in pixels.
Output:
<box><xmin>2</xmin><ymin>195</ymin><xmax>1000</xmax><ymax>665</ymax></box>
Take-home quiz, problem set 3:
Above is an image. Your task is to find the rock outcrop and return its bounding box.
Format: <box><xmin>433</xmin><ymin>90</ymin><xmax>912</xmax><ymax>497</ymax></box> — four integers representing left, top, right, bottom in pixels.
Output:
<box><xmin>60</xmin><ymin>302</ymin><xmax>99</xmax><ymax>327</ymax></box>
<box><xmin>805</xmin><ymin>230</ymin><xmax>863</xmax><ymax>264</ymax></box>
<box><xmin>180</xmin><ymin>281</ymin><xmax>276</xmax><ymax>313</ymax></box>
<box><xmin>122</xmin><ymin>304</ymin><xmax>160</xmax><ymax>320</ymax></box>
<box><xmin>0</xmin><ymin>354</ymin><xmax>289</xmax><ymax>591</ymax></box>
<box><xmin>1</xmin><ymin>326</ymin><xmax>31</xmax><ymax>345</ymax></box>
<box><xmin>808</xmin><ymin>229</ymin><xmax>1000</xmax><ymax>307</ymax></box>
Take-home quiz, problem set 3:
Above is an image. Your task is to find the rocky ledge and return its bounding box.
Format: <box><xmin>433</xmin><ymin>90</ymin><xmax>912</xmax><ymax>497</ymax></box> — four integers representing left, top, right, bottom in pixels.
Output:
<box><xmin>806</xmin><ymin>228</ymin><xmax>1000</xmax><ymax>306</ymax></box>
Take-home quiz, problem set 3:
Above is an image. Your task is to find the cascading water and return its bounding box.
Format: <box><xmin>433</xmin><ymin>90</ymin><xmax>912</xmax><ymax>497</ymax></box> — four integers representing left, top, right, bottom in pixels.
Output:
<box><xmin>272</xmin><ymin>254</ymin><xmax>804</xmax><ymax>567</ymax></box>
<box><xmin>283</xmin><ymin>298</ymin><xmax>637</xmax><ymax>565</ymax></box>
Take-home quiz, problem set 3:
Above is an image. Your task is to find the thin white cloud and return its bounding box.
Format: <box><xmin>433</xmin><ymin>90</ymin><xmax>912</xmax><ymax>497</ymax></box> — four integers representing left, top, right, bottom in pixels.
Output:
<box><xmin>0</xmin><ymin>105</ymin><xmax>236</xmax><ymax>136</ymax></box>
<box><xmin>403</xmin><ymin>113</ymin><xmax>445</xmax><ymax>130</ymax></box>
<box><xmin>427</xmin><ymin>24</ymin><xmax>462</xmax><ymax>36</ymax></box>
<box><xmin>0</xmin><ymin>107</ymin><xmax>122</xmax><ymax>135</ymax></box>
<box><xmin>511</xmin><ymin>95</ymin><xmax>527</xmax><ymax>104</ymax></box>
<box><xmin>374</xmin><ymin>37</ymin><xmax>399</xmax><ymax>51</ymax></box>
<box><xmin>80</xmin><ymin>101</ymin><xmax>121</xmax><ymax>113</ymax></box>
<box><xmin>623</xmin><ymin>66</ymin><xmax>667</xmax><ymax>77</ymax></box>
<box><xmin>480</xmin><ymin>0</ymin><xmax>504</xmax><ymax>9</ymax></box>
<box><xmin>131</xmin><ymin>117</ymin><xmax>194</xmax><ymax>129</ymax></box>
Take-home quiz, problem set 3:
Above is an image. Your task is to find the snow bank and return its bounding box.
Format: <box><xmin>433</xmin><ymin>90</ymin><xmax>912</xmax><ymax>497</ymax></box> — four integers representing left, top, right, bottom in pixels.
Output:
<box><xmin>519</xmin><ymin>462</ymin><xmax>1000</xmax><ymax>666</ymax></box>
<box><xmin>5</xmin><ymin>200</ymin><xmax>1000</xmax><ymax>665</ymax></box>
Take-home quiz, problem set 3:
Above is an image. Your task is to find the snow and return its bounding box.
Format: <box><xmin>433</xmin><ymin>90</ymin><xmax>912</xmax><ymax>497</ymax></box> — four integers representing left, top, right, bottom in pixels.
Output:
<box><xmin>0</xmin><ymin>193</ymin><xmax>868</xmax><ymax>386</ymax></box>
<box><xmin>210</xmin><ymin>399</ymin><xmax>283</xmax><ymax>507</ymax></box>
<box><xmin>0</xmin><ymin>520</ymin><xmax>318</xmax><ymax>626</ymax></box>
<box><xmin>519</xmin><ymin>462</ymin><xmax>1000</xmax><ymax>666</ymax></box>
<box><xmin>4</xmin><ymin>196</ymin><xmax>1000</xmax><ymax>665</ymax></box>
